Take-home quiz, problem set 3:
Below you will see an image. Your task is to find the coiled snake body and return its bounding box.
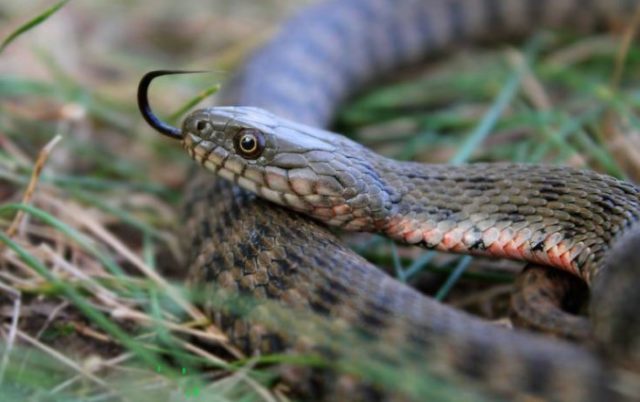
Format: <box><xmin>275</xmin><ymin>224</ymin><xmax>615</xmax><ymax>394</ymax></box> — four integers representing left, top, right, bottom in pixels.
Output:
<box><xmin>139</xmin><ymin>0</ymin><xmax>640</xmax><ymax>400</ymax></box>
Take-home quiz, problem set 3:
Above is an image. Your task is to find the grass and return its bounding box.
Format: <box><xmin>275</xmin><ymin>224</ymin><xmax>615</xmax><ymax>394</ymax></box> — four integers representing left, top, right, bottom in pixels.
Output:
<box><xmin>0</xmin><ymin>1</ymin><xmax>639</xmax><ymax>401</ymax></box>
<box><xmin>0</xmin><ymin>0</ymin><xmax>70</xmax><ymax>54</ymax></box>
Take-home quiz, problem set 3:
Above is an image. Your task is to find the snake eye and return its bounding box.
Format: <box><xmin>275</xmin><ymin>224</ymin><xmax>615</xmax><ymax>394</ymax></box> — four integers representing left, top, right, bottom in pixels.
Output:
<box><xmin>233</xmin><ymin>129</ymin><xmax>265</xmax><ymax>159</ymax></box>
<box><xmin>194</xmin><ymin>120</ymin><xmax>212</xmax><ymax>136</ymax></box>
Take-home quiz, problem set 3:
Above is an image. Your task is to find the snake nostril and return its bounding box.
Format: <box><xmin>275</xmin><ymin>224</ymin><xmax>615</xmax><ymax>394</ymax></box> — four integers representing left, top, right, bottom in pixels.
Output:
<box><xmin>196</xmin><ymin>120</ymin><xmax>208</xmax><ymax>131</ymax></box>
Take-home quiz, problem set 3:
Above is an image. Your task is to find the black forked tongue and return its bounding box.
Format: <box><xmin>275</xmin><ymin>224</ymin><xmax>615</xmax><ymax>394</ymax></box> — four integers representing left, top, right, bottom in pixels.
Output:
<box><xmin>137</xmin><ymin>70</ymin><xmax>206</xmax><ymax>140</ymax></box>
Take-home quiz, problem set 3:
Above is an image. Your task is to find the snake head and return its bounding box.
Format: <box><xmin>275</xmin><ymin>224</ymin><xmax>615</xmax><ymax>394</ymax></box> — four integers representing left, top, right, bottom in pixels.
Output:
<box><xmin>182</xmin><ymin>106</ymin><xmax>390</xmax><ymax>229</ymax></box>
<box><xmin>137</xmin><ymin>70</ymin><xmax>390</xmax><ymax>228</ymax></box>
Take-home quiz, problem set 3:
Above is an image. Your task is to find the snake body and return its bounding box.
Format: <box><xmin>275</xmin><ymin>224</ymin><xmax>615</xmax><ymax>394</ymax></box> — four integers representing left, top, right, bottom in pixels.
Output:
<box><xmin>182</xmin><ymin>107</ymin><xmax>639</xmax><ymax>285</ymax></box>
<box><xmin>183</xmin><ymin>178</ymin><xmax>635</xmax><ymax>401</ymax></box>
<box><xmin>140</xmin><ymin>0</ymin><xmax>640</xmax><ymax>400</ymax></box>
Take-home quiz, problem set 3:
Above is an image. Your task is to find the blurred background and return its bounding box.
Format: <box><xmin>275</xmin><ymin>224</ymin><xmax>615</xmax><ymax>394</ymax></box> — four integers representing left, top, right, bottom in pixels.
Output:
<box><xmin>0</xmin><ymin>1</ymin><xmax>639</xmax><ymax>401</ymax></box>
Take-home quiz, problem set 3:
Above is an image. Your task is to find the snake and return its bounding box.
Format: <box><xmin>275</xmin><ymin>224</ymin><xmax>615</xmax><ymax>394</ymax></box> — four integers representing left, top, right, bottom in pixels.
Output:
<box><xmin>137</xmin><ymin>0</ymin><xmax>640</xmax><ymax>401</ymax></box>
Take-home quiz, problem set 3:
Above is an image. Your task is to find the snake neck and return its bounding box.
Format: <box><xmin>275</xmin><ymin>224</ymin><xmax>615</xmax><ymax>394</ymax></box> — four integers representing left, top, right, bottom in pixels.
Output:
<box><xmin>362</xmin><ymin>160</ymin><xmax>640</xmax><ymax>283</ymax></box>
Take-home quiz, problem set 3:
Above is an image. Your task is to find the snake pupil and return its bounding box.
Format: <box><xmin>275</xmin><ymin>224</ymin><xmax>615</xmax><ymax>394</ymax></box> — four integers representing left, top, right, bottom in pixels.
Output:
<box><xmin>233</xmin><ymin>129</ymin><xmax>265</xmax><ymax>159</ymax></box>
<box><xmin>240</xmin><ymin>135</ymin><xmax>256</xmax><ymax>152</ymax></box>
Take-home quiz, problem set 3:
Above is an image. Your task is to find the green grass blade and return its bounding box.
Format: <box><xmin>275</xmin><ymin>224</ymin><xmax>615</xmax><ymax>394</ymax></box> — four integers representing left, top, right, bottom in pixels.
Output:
<box><xmin>0</xmin><ymin>0</ymin><xmax>70</xmax><ymax>54</ymax></box>
<box><xmin>450</xmin><ymin>36</ymin><xmax>545</xmax><ymax>164</ymax></box>
<box><xmin>168</xmin><ymin>83</ymin><xmax>221</xmax><ymax>124</ymax></box>
<box><xmin>390</xmin><ymin>242</ymin><xmax>404</xmax><ymax>280</ymax></box>
<box><xmin>403</xmin><ymin>251</ymin><xmax>437</xmax><ymax>281</ymax></box>
<box><xmin>435</xmin><ymin>256</ymin><xmax>473</xmax><ymax>301</ymax></box>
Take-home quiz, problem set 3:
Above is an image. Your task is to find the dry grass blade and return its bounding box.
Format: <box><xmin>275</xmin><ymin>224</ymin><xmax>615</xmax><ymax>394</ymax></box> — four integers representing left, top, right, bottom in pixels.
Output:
<box><xmin>29</xmin><ymin>301</ymin><xmax>70</xmax><ymax>344</ymax></box>
<box><xmin>180</xmin><ymin>341</ymin><xmax>232</xmax><ymax>372</ymax></box>
<box><xmin>206</xmin><ymin>357</ymin><xmax>276</xmax><ymax>402</ymax></box>
<box><xmin>0</xmin><ymin>131</ymin><xmax>31</xmax><ymax>166</ymax></box>
<box><xmin>545</xmin><ymin>36</ymin><xmax>621</xmax><ymax>67</ymax></box>
<box><xmin>49</xmin><ymin>352</ymin><xmax>135</xmax><ymax>395</ymax></box>
<box><xmin>601</xmin><ymin>6</ymin><xmax>640</xmax><ymax>181</ymax></box>
<box><xmin>509</xmin><ymin>49</ymin><xmax>552</xmax><ymax>110</ymax></box>
<box><xmin>0</xmin><ymin>281</ymin><xmax>21</xmax><ymax>385</ymax></box>
<box><xmin>39</xmin><ymin>243</ymin><xmax>121</xmax><ymax>307</ymax></box>
<box><xmin>181</xmin><ymin>343</ymin><xmax>276</xmax><ymax>402</ymax></box>
<box><xmin>111</xmin><ymin>307</ymin><xmax>227</xmax><ymax>344</ymax></box>
<box><xmin>611</xmin><ymin>6</ymin><xmax>640</xmax><ymax>89</ymax></box>
<box><xmin>10</xmin><ymin>328</ymin><xmax>114</xmax><ymax>393</ymax></box>
<box><xmin>6</xmin><ymin>134</ymin><xmax>62</xmax><ymax>238</ymax></box>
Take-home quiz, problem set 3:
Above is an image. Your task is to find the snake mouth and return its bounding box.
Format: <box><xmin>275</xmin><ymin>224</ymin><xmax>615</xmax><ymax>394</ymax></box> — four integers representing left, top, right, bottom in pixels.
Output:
<box><xmin>188</xmin><ymin>136</ymin><xmax>226</xmax><ymax>169</ymax></box>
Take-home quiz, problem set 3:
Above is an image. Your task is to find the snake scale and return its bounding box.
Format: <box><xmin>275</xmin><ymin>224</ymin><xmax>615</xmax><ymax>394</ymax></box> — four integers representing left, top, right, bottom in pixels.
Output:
<box><xmin>138</xmin><ymin>0</ymin><xmax>640</xmax><ymax>401</ymax></box>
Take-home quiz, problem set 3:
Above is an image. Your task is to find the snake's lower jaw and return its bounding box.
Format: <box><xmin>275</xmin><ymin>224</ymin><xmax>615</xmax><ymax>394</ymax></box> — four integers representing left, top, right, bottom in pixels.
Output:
<box><xmin>182</xmin><ymin>133</ymin><xmax>198</xmax><ymax>159</ymax></box>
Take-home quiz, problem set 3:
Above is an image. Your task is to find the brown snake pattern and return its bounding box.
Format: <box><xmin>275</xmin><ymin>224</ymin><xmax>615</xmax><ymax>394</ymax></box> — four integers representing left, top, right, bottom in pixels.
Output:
<box><xmin>138</xmin><ymin>0</ymin><xmax>640</xmax><ymax>400</ymax></box>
